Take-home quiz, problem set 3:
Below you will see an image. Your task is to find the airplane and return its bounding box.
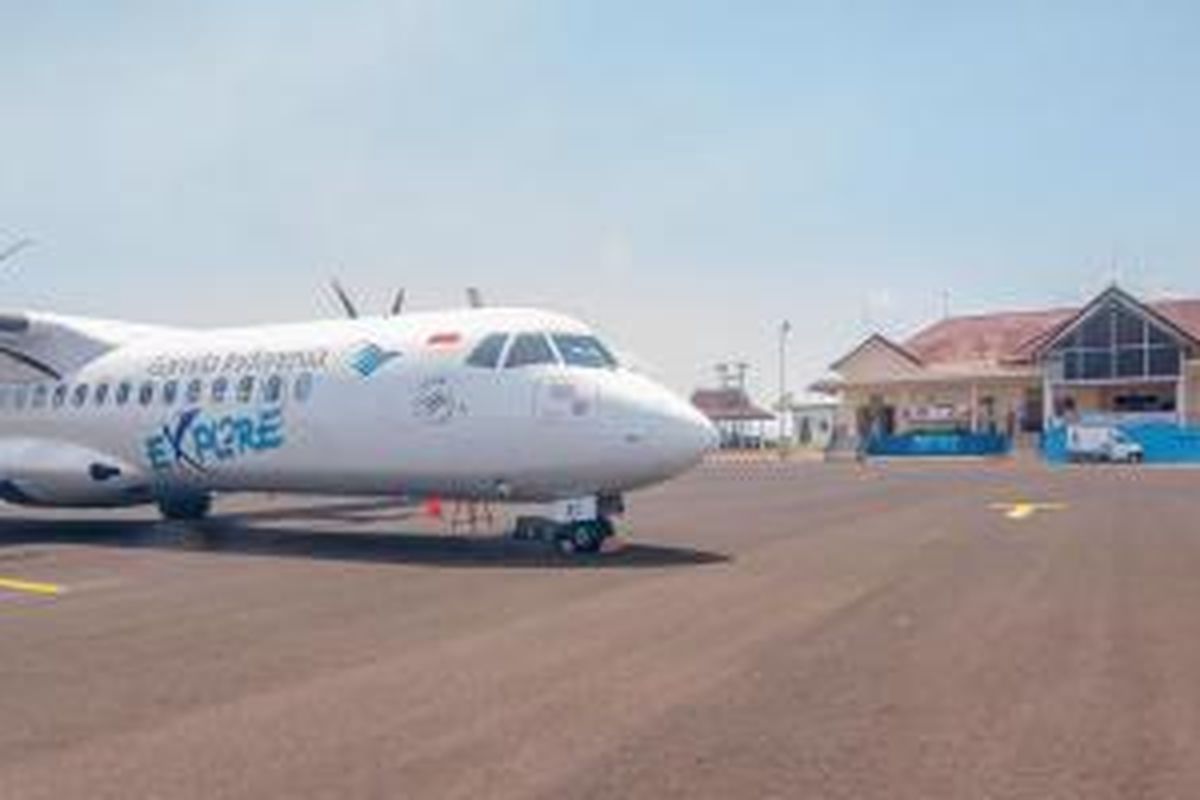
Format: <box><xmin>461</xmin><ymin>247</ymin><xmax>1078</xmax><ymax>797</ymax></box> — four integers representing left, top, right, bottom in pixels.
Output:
<box><xmin>0</xmin><ymin>293</ymin><xmax>718</xmax><ymax>554</ymax></box>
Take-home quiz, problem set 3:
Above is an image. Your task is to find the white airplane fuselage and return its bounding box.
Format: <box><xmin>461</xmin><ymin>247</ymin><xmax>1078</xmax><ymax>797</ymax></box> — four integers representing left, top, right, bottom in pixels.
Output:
<box><xmin>0</xmin><ymin>308</ymin><xmax>717</xmax><ymax>512</ymax></box>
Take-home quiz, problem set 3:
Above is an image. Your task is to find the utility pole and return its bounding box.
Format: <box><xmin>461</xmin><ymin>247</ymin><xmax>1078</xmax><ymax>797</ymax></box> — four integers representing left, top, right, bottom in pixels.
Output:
<box><xmin>778</xmin><ymin>319</ymin><xmax>792</xmax><ymax>453</ymax></box>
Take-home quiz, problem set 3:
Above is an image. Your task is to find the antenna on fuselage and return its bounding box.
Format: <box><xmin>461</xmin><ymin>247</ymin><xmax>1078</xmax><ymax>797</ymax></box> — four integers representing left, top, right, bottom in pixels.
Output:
<box><xmin>466</xmin><ymin>287</ymin><xmax>484</xmax><ymax>309</ymax></box>
<box><xmin>330</xmin><ymin>278</ymin><xmax>360</xmax><ymax>319</ymax></box>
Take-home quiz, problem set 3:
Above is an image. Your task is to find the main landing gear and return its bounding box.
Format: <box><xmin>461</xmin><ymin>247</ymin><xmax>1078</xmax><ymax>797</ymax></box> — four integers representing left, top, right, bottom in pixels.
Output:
<box><xmin>156</xmin><ymin>490</ymin><xmax>213</xmax><ymax>521</ymax></box>
<box><xmin>513</xmin><ymin>494</ymin><xmax>623</xmax><ymax>555</ymax></box>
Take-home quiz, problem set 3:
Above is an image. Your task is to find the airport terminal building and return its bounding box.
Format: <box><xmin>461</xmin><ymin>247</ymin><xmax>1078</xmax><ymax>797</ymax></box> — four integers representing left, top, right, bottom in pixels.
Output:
<box><xmin>818</xmin><ymin>286</ymin><xmax>1200</xmax><ymax>453</ymax></box>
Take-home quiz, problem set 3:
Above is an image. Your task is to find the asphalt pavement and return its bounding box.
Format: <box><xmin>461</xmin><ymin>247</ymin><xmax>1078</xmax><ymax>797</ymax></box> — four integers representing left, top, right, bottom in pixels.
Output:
<box><xmin>2</xmin><ymin>459</ymin><xmax>1198</xmax><ymax>799</ymax></box>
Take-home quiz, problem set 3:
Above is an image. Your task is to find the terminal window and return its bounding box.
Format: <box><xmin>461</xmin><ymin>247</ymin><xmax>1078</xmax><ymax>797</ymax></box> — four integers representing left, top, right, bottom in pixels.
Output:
<box><xmin>1052</xmin><ymin>300</ymin><xmax>1181</xmax><ymax>381</ymax></box>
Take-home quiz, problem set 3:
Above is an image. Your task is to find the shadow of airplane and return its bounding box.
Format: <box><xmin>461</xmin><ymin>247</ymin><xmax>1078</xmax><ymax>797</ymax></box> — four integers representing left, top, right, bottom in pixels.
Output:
<box><xmin>0</xmin><ymin>512</ymin><xmax>730</xmax><ymax>570</ymax></box>
<box><xmin>215</xmin><ymin>497</ymin><xmax>428</xmax><ymax>526</ymax></box>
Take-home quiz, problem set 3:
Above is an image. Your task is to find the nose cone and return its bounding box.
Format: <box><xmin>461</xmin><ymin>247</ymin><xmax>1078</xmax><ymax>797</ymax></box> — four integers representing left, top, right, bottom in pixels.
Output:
<box><xmin>666</xmin><ymin>399</ymin><xmax>720</xmax><ymax>466</ymax></box>
<box><xmin>602</xmin><ymin>374</ymin><xmax>719</xmax><ymax>487</ymax></box>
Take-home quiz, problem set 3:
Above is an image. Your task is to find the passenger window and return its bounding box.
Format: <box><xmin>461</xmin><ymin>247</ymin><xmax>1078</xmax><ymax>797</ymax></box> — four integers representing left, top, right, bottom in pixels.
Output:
<box><xmin>294</xmin><ymin>372</ymin><xmax>314</xmax><ymax>403</ymax></box>
<box><xmin>13</xmin><ymin>386</ymin><xmax>28</xmax><ymax>410</ymax></box>
<box><xmin>32</xmin><ymin>384</ymin><xmax>48</xmax><ymax>409</ymax></box>
<box><xmin>263</xmin><ymin>374</ymin><xmax>284</xmax><ymax>404</ymax></box>
<box><xmin>185</xmin><ymin>378</ymin><xmax>203</xmax><ymax>405</ymax></box>
<box><xmin>551</xmin><ymin>334</ymin><xmax>618</xmax><ymax>369</ymax></box>
<box><xmin>139</xmin><ymin>381</ymin><xmax>156</xmax><ymax>406</ymax></box>
<box><xmin>237</xmin><ymin>375</ymin><xmax>255</xmax><ymax>404</ymax></box>
<box><xmin>116</xmin><ymin>382</ymin><xmax>132</xmax><ymax>406</ymax></box>
<box><xmin>504</xmin><ymin>333</ymin><xmax>557</xmax><ymax>369</ymax></box>
<box><xmin>94</xmin><ymin>383</ymin><xmax>110</xmax><ymax>407</ymax></box>
<box><xmin>212</xmin><ymin>377</ymin><xmax>229</xmax><ymax>403</ymax></box>
<box><xmin>162</xmin><ymin>380</ymin><xmax>178</xmax><ymax>406</ymax></box>
<box><xmin>52</xmin><ymin>384</ymin><xmax>68</xmax><ymax>408</ymax></box>
<box><xmin>0</xmin><ymin>385</ymin><xmax>9</xmax><ymax>409</ymax></box>
<box><xmin>466</xmin><ymin>333</ymin><xmax>508</xmax><ymax>369</ymax></box>
<box><xmin>72</xmin><ymin>384</ymin><xmax>89</xmax><ymax>408</ymax></box>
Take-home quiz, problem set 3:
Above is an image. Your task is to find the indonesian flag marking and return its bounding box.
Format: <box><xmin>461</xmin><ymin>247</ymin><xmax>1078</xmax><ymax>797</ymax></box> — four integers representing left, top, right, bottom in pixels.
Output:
<box><xmin>427</xmin><ymin>332</ymin><xmax>462</xmax><ymax>348</ymax></box>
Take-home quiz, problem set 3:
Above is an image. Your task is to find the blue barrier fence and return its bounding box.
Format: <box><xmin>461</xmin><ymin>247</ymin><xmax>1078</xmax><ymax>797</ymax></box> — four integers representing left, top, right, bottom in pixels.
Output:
<box><xmin>867</xmin><ymin>431</ymin><xmax>1011</xmax><ymax>457</ymax></box>
<box><xmin>1041</xmin><ymin>426</ymin><xmax>1068</xmax><ymax>463</ymax></box>
<box><xmin>1042</xmin><ymin>423</ymin><xmax>1200</xmax><ymax>464</ymax></box>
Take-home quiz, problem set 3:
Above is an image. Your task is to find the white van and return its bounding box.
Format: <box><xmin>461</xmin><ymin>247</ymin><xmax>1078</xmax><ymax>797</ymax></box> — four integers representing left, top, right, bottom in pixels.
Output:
<box><xmin>1066</xmin><ymin>425</ymin><xmax>1145</xmax><ymax>463</ymax></box>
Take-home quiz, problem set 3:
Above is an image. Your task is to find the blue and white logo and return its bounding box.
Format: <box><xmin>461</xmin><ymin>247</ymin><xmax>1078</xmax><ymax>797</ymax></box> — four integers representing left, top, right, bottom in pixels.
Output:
<box><xmin>347</xmin><ymin>342</ymin><xmax>400</xmax><ymax>378</ymax></box>
<box><xmin>145</xmin><ymin>406</ymin><xmax>286</xmax><ymax>473</ymax></box>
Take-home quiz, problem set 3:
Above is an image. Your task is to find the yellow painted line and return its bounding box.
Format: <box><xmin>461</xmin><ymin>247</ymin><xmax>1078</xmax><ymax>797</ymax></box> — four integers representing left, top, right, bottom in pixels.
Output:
<box><xmin>1007</xmin><ymin>504</ymin><xmax>1037</xmax><ymax>520</ymax></box>
<box><xmin>988</xmin><ymin>502</ymin><xmax>1067</xmax><ymax>521</ymax></box>
<box><xmin>0</xmin><ymin>577</ymin><xmax>64</xmax><ymax>597</ymax></box>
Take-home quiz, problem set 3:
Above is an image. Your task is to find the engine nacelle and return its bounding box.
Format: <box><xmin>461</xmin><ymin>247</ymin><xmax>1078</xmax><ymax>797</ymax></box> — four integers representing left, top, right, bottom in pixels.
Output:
<box><xmin>0</xmin><ymin>438</ymin><xmax>154</xmax><ymax>508</ymax></box>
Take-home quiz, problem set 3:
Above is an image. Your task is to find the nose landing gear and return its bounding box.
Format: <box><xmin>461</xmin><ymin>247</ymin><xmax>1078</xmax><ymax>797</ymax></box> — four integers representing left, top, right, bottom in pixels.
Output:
<box><xmin>556</xmin><ymin>517</ymin><xmax>616</xmax><ymax>555</ymax></box>
<box><xmin>512</xmin><ymin>494</ymin><xmax>622</xmax><ymax>555</ymax></box>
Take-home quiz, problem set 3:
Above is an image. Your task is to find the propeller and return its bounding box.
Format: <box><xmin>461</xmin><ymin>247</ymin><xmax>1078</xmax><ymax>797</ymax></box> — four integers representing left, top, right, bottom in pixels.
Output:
<box><xmin>330</xmin><ymin>278</ymin><xmax>360</xmax><ymax>319</ymax></box>
<box><xmin>389</xmin><ymin>288</ymin><xmax>406</xmax><ymax>316</ymax></box>
<box><xmin>0</xmin><ymin>237</ymin><xmax>34</xmax><ymax>266</ymax></box>
<box><xmin>328</xmin><ymin>280</ymin><xmax>478</xmax><ymax>317</ymax></box>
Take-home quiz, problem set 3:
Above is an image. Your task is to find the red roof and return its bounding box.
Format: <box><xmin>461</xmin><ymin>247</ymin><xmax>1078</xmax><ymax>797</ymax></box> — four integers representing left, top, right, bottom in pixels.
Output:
<box><xmin>1149</xmin><ymin>298</ymin><xmax>1200</xmax><ymax>341</ymax></box>
<box><xmin>903</xmin><ymin>308</ymin><xmax>1076</xmax><ymax>366</ymax></box>
<box><xmin>897</xmin><ymin>295</ymin><xmax>1200</xmax><ymax>367</ymax></box>
<box><xmin>691</xmin><ymin>389</ymin><xmax>774</xmax><ymax>422</ymax></box>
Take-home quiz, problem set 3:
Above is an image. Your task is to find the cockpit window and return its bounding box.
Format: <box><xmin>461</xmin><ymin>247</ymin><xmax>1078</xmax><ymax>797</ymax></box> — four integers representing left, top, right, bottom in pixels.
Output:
<box><xmin>504</xmin><ymin>333</ymin><xmax>558</xmax><ymax>369</ymax></box>
<box><xmin>466</xmin><ymin>333</ymin><xmax>509</xmax><ymax>369</ymax></box>
<box><xmin>551</xmin><ymin>334</ymin><xmax>618</xmax><ymax>369</ymax></box>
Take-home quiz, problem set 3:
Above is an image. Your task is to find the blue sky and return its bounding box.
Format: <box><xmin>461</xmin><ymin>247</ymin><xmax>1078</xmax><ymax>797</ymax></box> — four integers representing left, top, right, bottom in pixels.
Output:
<box><xmin>2</xmin><ymin>1</ymin><xmax>1199</xmax><ymax>397</ymax></box>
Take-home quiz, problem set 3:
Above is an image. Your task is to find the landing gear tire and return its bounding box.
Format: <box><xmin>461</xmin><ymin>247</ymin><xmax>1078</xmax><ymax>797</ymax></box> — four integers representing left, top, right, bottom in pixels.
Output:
<box><xmin>555</xmin><ymin>518</ymin><xmax>614</xmax><ymax>555</ymax></box>
<box><xmin>157</xmin><ymin>492</ymin><xmax>213</xmax><ymax>522</ymax></box>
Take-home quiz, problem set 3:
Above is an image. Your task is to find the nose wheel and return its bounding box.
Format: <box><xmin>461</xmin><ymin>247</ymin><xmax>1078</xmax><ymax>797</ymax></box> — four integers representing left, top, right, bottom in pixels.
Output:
<box><xmin>513</xmin><ymin>495</ymin><xmax>622</xmax><ymax>556</ymax></box>
<box><xmin>555</xmin><ymin>517</ymin><xmax>615</xmax><ymax>555</ymax></box>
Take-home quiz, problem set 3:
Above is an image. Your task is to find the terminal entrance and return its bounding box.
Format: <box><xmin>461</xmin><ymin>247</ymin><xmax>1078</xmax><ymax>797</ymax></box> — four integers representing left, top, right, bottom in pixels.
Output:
<box><xmin>1050</xmin><ymin>381</ymin><xmax>1180</xmax><ymax>424</ymax></box>
<box><xmin>856</xmin><ymin>396</ymin><xmax>896</xmax><ymax>439</ymax></box>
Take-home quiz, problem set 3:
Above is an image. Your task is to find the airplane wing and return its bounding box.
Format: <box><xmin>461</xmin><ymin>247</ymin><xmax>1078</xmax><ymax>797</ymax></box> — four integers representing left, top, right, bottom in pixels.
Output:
<box><xmin>0</xmin><ymin>311</ymin><xmax>171</xmax><ymax>382</ymax></box>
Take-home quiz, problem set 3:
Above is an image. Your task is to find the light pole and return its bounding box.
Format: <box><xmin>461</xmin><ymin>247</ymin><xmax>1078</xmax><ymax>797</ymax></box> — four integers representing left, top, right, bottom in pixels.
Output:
<box><xmin>778</xmin><ymin>320</ymin><xmax>792</xmax><ymax>452</ymax></box>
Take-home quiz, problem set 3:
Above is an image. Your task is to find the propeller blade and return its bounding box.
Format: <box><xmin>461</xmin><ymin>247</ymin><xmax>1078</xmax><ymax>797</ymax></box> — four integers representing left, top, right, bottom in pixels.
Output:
<box><xmin>389</xmin><ymin>288</ymin><xmax>406</xmax><ymax>316</ymax></box>
<box><xmin>330</xmin><ymin>278</ymin><xmax>359</xmax><ymax>319</ymax></box>
<box><xmin>0</xmin><ymin>238</ymin><xmax>34</xmax><ymax>265</ymax></box>
<box><xmin>466</xmin><ymin>287</ymin><xmax>483</xmax><ymax>309</ymax></box>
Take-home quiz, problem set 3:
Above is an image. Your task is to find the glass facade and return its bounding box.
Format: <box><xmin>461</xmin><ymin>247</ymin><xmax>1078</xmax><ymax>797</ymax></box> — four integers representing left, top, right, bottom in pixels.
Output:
<box><xmin>1048</xmin><ymin>300</ymin><xmax>1181</xmax><ymax>382</ymax></box>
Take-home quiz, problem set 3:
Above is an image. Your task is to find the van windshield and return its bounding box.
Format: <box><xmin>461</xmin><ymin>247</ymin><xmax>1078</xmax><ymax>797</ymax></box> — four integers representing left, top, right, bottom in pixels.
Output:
<box><xmin>551</xmin><ymin>334</ymin><xmax>618</xmax><ymax>369</ymax></box>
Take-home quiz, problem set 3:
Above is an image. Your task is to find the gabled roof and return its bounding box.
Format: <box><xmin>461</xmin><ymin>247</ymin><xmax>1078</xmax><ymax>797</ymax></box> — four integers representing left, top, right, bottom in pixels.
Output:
<box><xmin>1027</xmin><ymin>285</ymin><xmax>1200</xmax><ymax>357</ymax></box>
<box><xmin>690</xmin><ymin>388</ymin><xmax>775</xmax><ymax>422</ymax></box>
<box><xmin>830</xmin><ymin>285</ymin><xmax>1200</xmax><ymax>378</ymax></box>
<box><xmin>906</xmin><ymin>307</ymin><xmax>1077</xmax><ymax>366</ymax></box>
<box><xmin>829</xmin><ymin>333</ymin><xmax>923</xmax><ymax>372</ymax></box>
